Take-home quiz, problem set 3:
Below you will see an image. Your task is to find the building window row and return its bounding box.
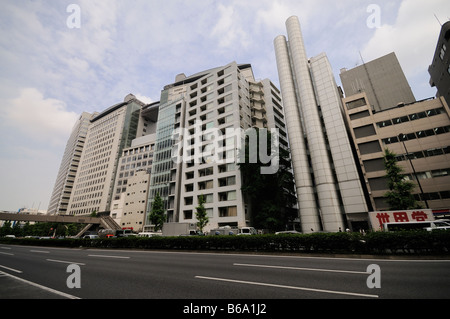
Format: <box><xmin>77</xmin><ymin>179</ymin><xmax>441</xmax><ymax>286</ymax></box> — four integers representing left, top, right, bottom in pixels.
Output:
<box><xmin>396</xmin><ymin>145</ymin><xmax>450</xmax><ymax>162</ymax></box>
<box><xmin>376</xmin><ymin>107</ymin><xmax>446</xmax><ymax>128</ymax></box>
<box><xmin>404</xmin><ymin>168</ymin><xmax>450</xmax><ymax>180</ymax></box>
<box><xmin>382</xmin><ymin>125</ymin><xmax>450</xmax><ymax>145</ymax></box>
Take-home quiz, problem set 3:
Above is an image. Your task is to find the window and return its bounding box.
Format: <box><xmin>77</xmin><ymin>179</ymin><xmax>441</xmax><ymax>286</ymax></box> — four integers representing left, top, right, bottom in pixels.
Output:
<box><xmin>198</xmin><ymin>180</ymin><xmax>213</xmax><ymax>190</ymax></box>
<box><xmin>184</xmin><ymin>197</ymin><xmax>193</xmax><ymax>205</ymax></box>
<box><xmin>376</xmin><ymin>120</ymin><xmax>392</xmax><ymax>128</ymax></box>
<box><xmin>392</xmin><ymin>116</ymin><xmax>409</xmax><ymax>125</ymax></box>
<box><xmin>358</xmin><ymin>140</ymin><xmax>382</xmax><ymax>154</ymax></box>
<box><xmin>219</xmin><ymin>176</ymin><xmax>236</xmax><ymax>187</ymax></box>
<box><xmin>183</xmin><ymin>210</ymin><xmax>193</xmax><ymax>219</ymax></box>
<box><xmin>382</xmin><ymin>136</ymin><xmax>399</xmax><ymax>145</ymax></box>
<box><xmin>199</xmin><ymin>193</ymin><xmax>213</xmax><ymax>203</ymax></box>
<box><xmin>440</xmin><ymin>43</ymin><xmax>446</xmax><ymax>60</ymax></box>
<box><xmin>219</xmin><ymin>206</ymin><xmax>237</xmax><ymax>217</ymax></box>
<box><xmin>219</xmin><ymin>191</ymin><xmax>236</xmax><ymax>201</ymax></box>
<box><xmin>345</xmin><ymin>98</ymin><xmax>366</xmax><ymax>110</ymax></box>
<box><xmin>353</xmin><ymin>124</ymin><xmax>376</xmax><ymax>138</ymax></box>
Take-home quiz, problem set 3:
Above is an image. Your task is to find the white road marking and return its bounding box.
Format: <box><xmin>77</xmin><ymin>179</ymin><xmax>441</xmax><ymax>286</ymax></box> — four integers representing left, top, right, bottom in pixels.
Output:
<box><xmin>88</xmin><ymin>254</ymin><xmax>130</xmax><ymax>259</ymax></box>
<box><xmin>30</xmin><ymin>250</ymin><xmax>50</xmax><ymax>254</ymax></box>
<box><xmin>0</xmin><ymin>270</ymin><xmax>80</xmax><ymax>299</ymax></box>
<box><xmin>234</xmin><ymin>263</ymin><xmax>368</xmax><ymax>274</ymax></box>
<box><xmin>46</xmin><ymin>259</ymin><xmax>85</xmax><ymax>266</ymax></box>
<box><xmin>0</xmin><ymin>264</ymin><xmax>23</xmax><ymax>273</ymax></box>
<box><xmin>195</xmin><ymin>275</ymin><xmax>379</xmax><ymax>298</ymax></box>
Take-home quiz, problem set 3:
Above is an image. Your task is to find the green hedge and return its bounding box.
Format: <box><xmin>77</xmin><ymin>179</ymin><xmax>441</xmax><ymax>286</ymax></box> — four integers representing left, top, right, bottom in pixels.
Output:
<box><xmin>1</xmin><ymin>231</ymin><xmax>450</xmax><ymax>255</ymax></box>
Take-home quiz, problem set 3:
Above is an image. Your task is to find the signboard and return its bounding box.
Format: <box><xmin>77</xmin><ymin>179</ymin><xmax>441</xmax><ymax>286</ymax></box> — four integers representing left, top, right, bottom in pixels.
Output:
<box><xmin>369</xmin><ymin>209</ymin><xmax>434</xmax><ymax>231</ymax></box>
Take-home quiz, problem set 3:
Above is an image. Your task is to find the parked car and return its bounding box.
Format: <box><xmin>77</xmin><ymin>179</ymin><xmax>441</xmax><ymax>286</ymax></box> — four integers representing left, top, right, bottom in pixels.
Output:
<box><xmin>83</xmin><ymin>234</ymin><xmax>99</xmax><ymax>239</ymax></box>
<box><xmin>275</xmin><ymin>230</ymin><xmax>301</xmax><ymax>235</ymax></box>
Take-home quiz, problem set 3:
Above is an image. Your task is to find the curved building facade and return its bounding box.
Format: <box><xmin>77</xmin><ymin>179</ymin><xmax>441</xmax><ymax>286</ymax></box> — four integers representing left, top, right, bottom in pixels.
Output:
<box><xmin>274</xmin><ymin>16</ymin><xmax>368</xmax><ymax>232</ymax></box>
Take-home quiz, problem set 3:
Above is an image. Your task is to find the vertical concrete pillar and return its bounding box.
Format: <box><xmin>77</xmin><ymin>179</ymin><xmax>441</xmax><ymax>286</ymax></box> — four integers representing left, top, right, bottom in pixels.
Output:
<box><xmin>281</xmin><ymin>16</ymin><xmax>344</xmax><ymax>232</ymax></box>
<box><xmin>274</xmin><ymin>35</ymin><xmax>321</xmax><ymax>233</ymax></box>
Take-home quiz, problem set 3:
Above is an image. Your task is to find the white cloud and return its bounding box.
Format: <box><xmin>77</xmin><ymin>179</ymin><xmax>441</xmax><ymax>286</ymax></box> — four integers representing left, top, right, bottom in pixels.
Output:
<box><xmin>1</xmin><ymin>88</ymin><xmax>79</xmax><ymax>146</ymax></box>
<box><xmin>361</xmin><ymin>0</ymin><xmax>450</xmax><ymax>97</ymax></box>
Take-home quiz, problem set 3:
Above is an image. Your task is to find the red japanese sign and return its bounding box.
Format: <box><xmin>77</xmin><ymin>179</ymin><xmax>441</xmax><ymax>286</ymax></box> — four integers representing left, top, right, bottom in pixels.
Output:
<box><xmin>369</xmin><ymin>210</ymin><xmax>434</xmax><ymax>231</ymax></box>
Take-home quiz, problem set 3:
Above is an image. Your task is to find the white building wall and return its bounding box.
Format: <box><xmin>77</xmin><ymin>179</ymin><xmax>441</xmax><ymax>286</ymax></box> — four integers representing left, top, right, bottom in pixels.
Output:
<box><xmin>274</xmin><ymin>35</ymin><xmax>320</xmax><ymax>233</ymax></box>
<box><xmin>275</xmin><ymin>16</ymin><xmax>370</xmax><ymax>232</ymax></box>
<box><xmin>309</xmin><ymin>53</ymin><xmax>368</xmax><ymax>215</ymax></box>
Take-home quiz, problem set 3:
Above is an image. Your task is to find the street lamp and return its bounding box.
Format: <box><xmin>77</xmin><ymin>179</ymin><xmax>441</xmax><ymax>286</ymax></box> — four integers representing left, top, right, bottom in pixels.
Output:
<box><xmin>398</xmin><ymin>133</ymin><xmax>429</xmax><ymax>209</ymax></box>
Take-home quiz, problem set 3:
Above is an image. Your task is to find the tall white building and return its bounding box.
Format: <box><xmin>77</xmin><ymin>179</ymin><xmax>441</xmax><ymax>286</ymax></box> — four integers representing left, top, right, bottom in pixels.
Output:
<box><xmin>47</xmin><ymin>112</ymin><xmax>95</xmax><ymax>215</ymax></box>
<box><xmin>274</xmin><ymin>16</ymin><xmax>368</xmax><ymax>232</ymax></box>
<box><xmin>146</xmin><ymin>62</ymin><xmax>288</xmax><ymax>231</ymax></box>
<box><xmin>66</xmin><ymin>94</ymin><xmax>146</xmax><ymax>215</ymax></box>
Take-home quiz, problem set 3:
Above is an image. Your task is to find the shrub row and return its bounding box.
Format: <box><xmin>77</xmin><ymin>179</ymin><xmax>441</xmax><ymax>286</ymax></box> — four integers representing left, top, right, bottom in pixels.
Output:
<box><xmin>2</xmin><ymin>231</ymin><xmax>450</xmax><ymax>255</ymax></box>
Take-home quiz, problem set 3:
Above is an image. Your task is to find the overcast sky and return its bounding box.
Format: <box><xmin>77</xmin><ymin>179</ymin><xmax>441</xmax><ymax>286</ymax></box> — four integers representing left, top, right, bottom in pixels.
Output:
<box><xmin>0</xmin><ymin>0</ymin><xmax>449</xmax><ymax>212</ymax></box>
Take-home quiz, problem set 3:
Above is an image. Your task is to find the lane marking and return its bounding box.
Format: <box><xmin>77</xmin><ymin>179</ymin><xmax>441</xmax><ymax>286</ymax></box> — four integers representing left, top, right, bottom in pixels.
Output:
<box><xmin>0</xmin><ymin>264</ymin><xmax>23</xmax><ymax>273</ymax></box>
<box><xmin>0</xmin><ymin>246</ymin><xmax>12</xmax><ymax>249</ymax></box>
<box><xmin>0</xmin><ymin>270</ymin><xmax>80</xmax><ymax>299</ymax></box>
<box><xmin>46</xmin><ymin>259</ymin><xmax>85</xmax><ymax>266</ymax></box>
<box><xmin>234</xmin><ymin>263</ymin><xmax>368</xmax><ymax>274</ymax></box>
<box><xmin>195</xmin><ymin>275</ymin><xmax>379</xmax><ymax>298</ymax></box>
<box><xmin>30</xmin><ymin>250</ymin><xmax>50</xmax><ymax>254</ymax></box>
<box><xmin>88</xmin><ymin>254</ymin><xmax>130</xmax><ymax>259</ymax></box>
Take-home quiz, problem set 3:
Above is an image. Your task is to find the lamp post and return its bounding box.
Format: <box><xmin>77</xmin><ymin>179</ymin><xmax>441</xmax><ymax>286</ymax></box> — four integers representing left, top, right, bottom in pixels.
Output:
<box><xmin>398</xmin><ymin>133</ymin><xmax>429</xmax><ymax>209</ymax></box>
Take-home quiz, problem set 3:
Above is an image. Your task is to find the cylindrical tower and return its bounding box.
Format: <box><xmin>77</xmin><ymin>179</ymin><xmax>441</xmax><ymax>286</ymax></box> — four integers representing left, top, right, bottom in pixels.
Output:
<box><xmin>279</xmin><ymin>16</ymin><xmax>345</xmax><ymax>232</ymax></box>
<box><xmin>274</xmin><ymin>35</ymin><xmax>321</xmax><ymax>233</ymax></box>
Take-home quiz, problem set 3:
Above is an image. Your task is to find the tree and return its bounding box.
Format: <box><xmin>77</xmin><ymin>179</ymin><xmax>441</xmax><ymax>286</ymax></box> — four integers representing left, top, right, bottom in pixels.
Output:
<box><xmin>239</xmin><ymin>129</ymin><xmax>297</xmax><ymax>232</ymax></box>
<box><xmin>195</xmin><ymin>194</ymin><xmax>209</xmax><ymax>233</ymax></box>
<box><xmin>383</xmin><ymin>148</ymin><xmax>419</xmax><ymax>210</ymax></box>
<box><xmin>149</xmin><ymin>193</ymin><xmax>166</xmax><ymax>231</ymax></box>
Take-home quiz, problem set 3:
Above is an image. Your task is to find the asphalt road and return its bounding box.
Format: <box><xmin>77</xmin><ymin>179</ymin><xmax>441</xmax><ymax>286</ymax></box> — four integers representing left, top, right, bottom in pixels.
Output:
<box><xmin>1</xmin><ymin>243</ymin><xmax>450</xmax><ymax>301</ymax></box>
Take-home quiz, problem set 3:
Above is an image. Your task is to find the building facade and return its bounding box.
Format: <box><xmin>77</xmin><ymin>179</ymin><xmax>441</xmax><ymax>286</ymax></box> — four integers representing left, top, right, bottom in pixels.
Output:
<box><xmin>340</xmin><ymin>52</ymin><xmax>416</xmax><ymax>112</ymax></box>
<box><xmin>274</xmin><ymin>16</ymin><xmax>368</xmax><ymax>232</ymax></box>
<box><xmin>145</xmin><ymin>62</ymin><xmax>288</xmax><ymax>232</ymax></box>
<box><xmin>342</xmin><ymin>93</ymin><xmax>450</xmax><ymax>212</ymax></box>
<box><xmin>47</xmin><ymin>112</ymin><xmax>95</xmax><ymax>215</ymax></box>
<box><xmin>66</xmin><ymin>94</ymin><xmax>146</xmax><ymax>215</ymax></box>
<box><xmin>429</xmin><ymin>21</ymin><xmax>450</xmax><ymax>108</ymax></box>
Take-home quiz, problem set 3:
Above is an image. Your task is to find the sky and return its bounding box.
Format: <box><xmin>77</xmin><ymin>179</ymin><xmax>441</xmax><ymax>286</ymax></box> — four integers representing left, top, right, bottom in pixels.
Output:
<box><xmin>0</xmin><ymin>0</ymin><xmax>449</xmax><ymax>212</ymax></box>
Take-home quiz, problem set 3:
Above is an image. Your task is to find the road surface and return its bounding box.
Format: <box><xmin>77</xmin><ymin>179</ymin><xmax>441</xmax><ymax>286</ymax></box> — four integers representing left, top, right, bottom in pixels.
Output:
<box><xmin>1</xmin><ymin>243</ymin><xmax>449</xmax><ymax>301</ymax></box>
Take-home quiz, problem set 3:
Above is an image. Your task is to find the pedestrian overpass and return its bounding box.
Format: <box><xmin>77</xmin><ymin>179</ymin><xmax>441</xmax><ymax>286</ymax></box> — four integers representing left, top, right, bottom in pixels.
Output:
<box><xmin>0</xmin><ymin>212</ymin><xmax>121</xmax><ymax>238</ymax></box>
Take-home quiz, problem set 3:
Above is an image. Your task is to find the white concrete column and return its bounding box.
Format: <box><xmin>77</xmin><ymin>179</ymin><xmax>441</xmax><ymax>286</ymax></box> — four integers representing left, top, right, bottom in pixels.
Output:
<box><xmin>284</xmin><ymin>16</ymin><xmax>344</xmax><ymax>232</ymax></box>
<box><xmin>274</xmin><ymin>35</ymin><xmax>321</xmax><ymax>233</ymax></box>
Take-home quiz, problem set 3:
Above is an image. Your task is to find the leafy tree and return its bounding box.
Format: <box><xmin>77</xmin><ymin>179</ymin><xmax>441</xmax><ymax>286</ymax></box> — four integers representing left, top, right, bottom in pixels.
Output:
<box><xmin>195</xmin><ymin>194</ymin><xmax>209</xmax><ymax>233</ymax></box>
<box><xmin>383</xmin><ymin>148</ymin><xmax>419</xmax><ymax>210</ymax></box>
<box><xmin>239</xmin><ymin>129</ymin><xmax>297</xmax><ymax>232</ymax></box>
<box><xmin>149</xmin><ymin>193</ymin><xmax>166</xmax><ymax>231</ymax></box>
<box><xmin>0</xmin><ymin>221</ymin><xmax>12</xmax><ymax>237</ymax></box>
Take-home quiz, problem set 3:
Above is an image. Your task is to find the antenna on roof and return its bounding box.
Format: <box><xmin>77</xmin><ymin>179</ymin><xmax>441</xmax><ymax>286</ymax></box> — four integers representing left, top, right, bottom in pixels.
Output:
<box><xmin>434</xmin><ymin>13</ymin><xmax>442</xmax><ymax>26</ymax></box>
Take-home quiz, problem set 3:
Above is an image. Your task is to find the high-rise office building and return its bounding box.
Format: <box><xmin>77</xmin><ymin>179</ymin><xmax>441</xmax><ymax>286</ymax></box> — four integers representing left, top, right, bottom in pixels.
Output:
<box><xmin>342</xmin><ymin>93</ymin><xmax>450</xmax><ymax>213</ymax></box>
<box><xmin>145</xmin><ymin>62</ymin><xmax>288</xmax><ymax>231</ymax></box>
<box><xmin>47</xmin><ymin>112</ymin><xmax>95</xmax><ymax>215</ymax></box>
<box><xmin>274</xmin><ymin>16</ymin><xmax>368</xmax><ymax>232</ymax></box>
<box><xmin>429</xmin><ymin>21</ymin><xmax>450</xmax><ymax>107</ymax></box>
<box><xmin>340</xmin><ymin>52</ymin><xmax>416</xmax><ymax>112</ymax></box>
<box><xmin>66</xmin><ymin>94</ymin><xmax>146</xmax><ymax>215</ymax></box>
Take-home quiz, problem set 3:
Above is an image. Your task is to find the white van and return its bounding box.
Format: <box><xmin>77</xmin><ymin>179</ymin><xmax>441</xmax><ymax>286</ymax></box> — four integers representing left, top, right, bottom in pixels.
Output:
<box><xmin>137</xmin><ymin>232</ymin><xmax>162</xmax><ymax>237</ymax></box>
<box><xmin>383</xmin><ymin>220</ymin><xmax>450</xmax><ymax>232</ymax></box>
